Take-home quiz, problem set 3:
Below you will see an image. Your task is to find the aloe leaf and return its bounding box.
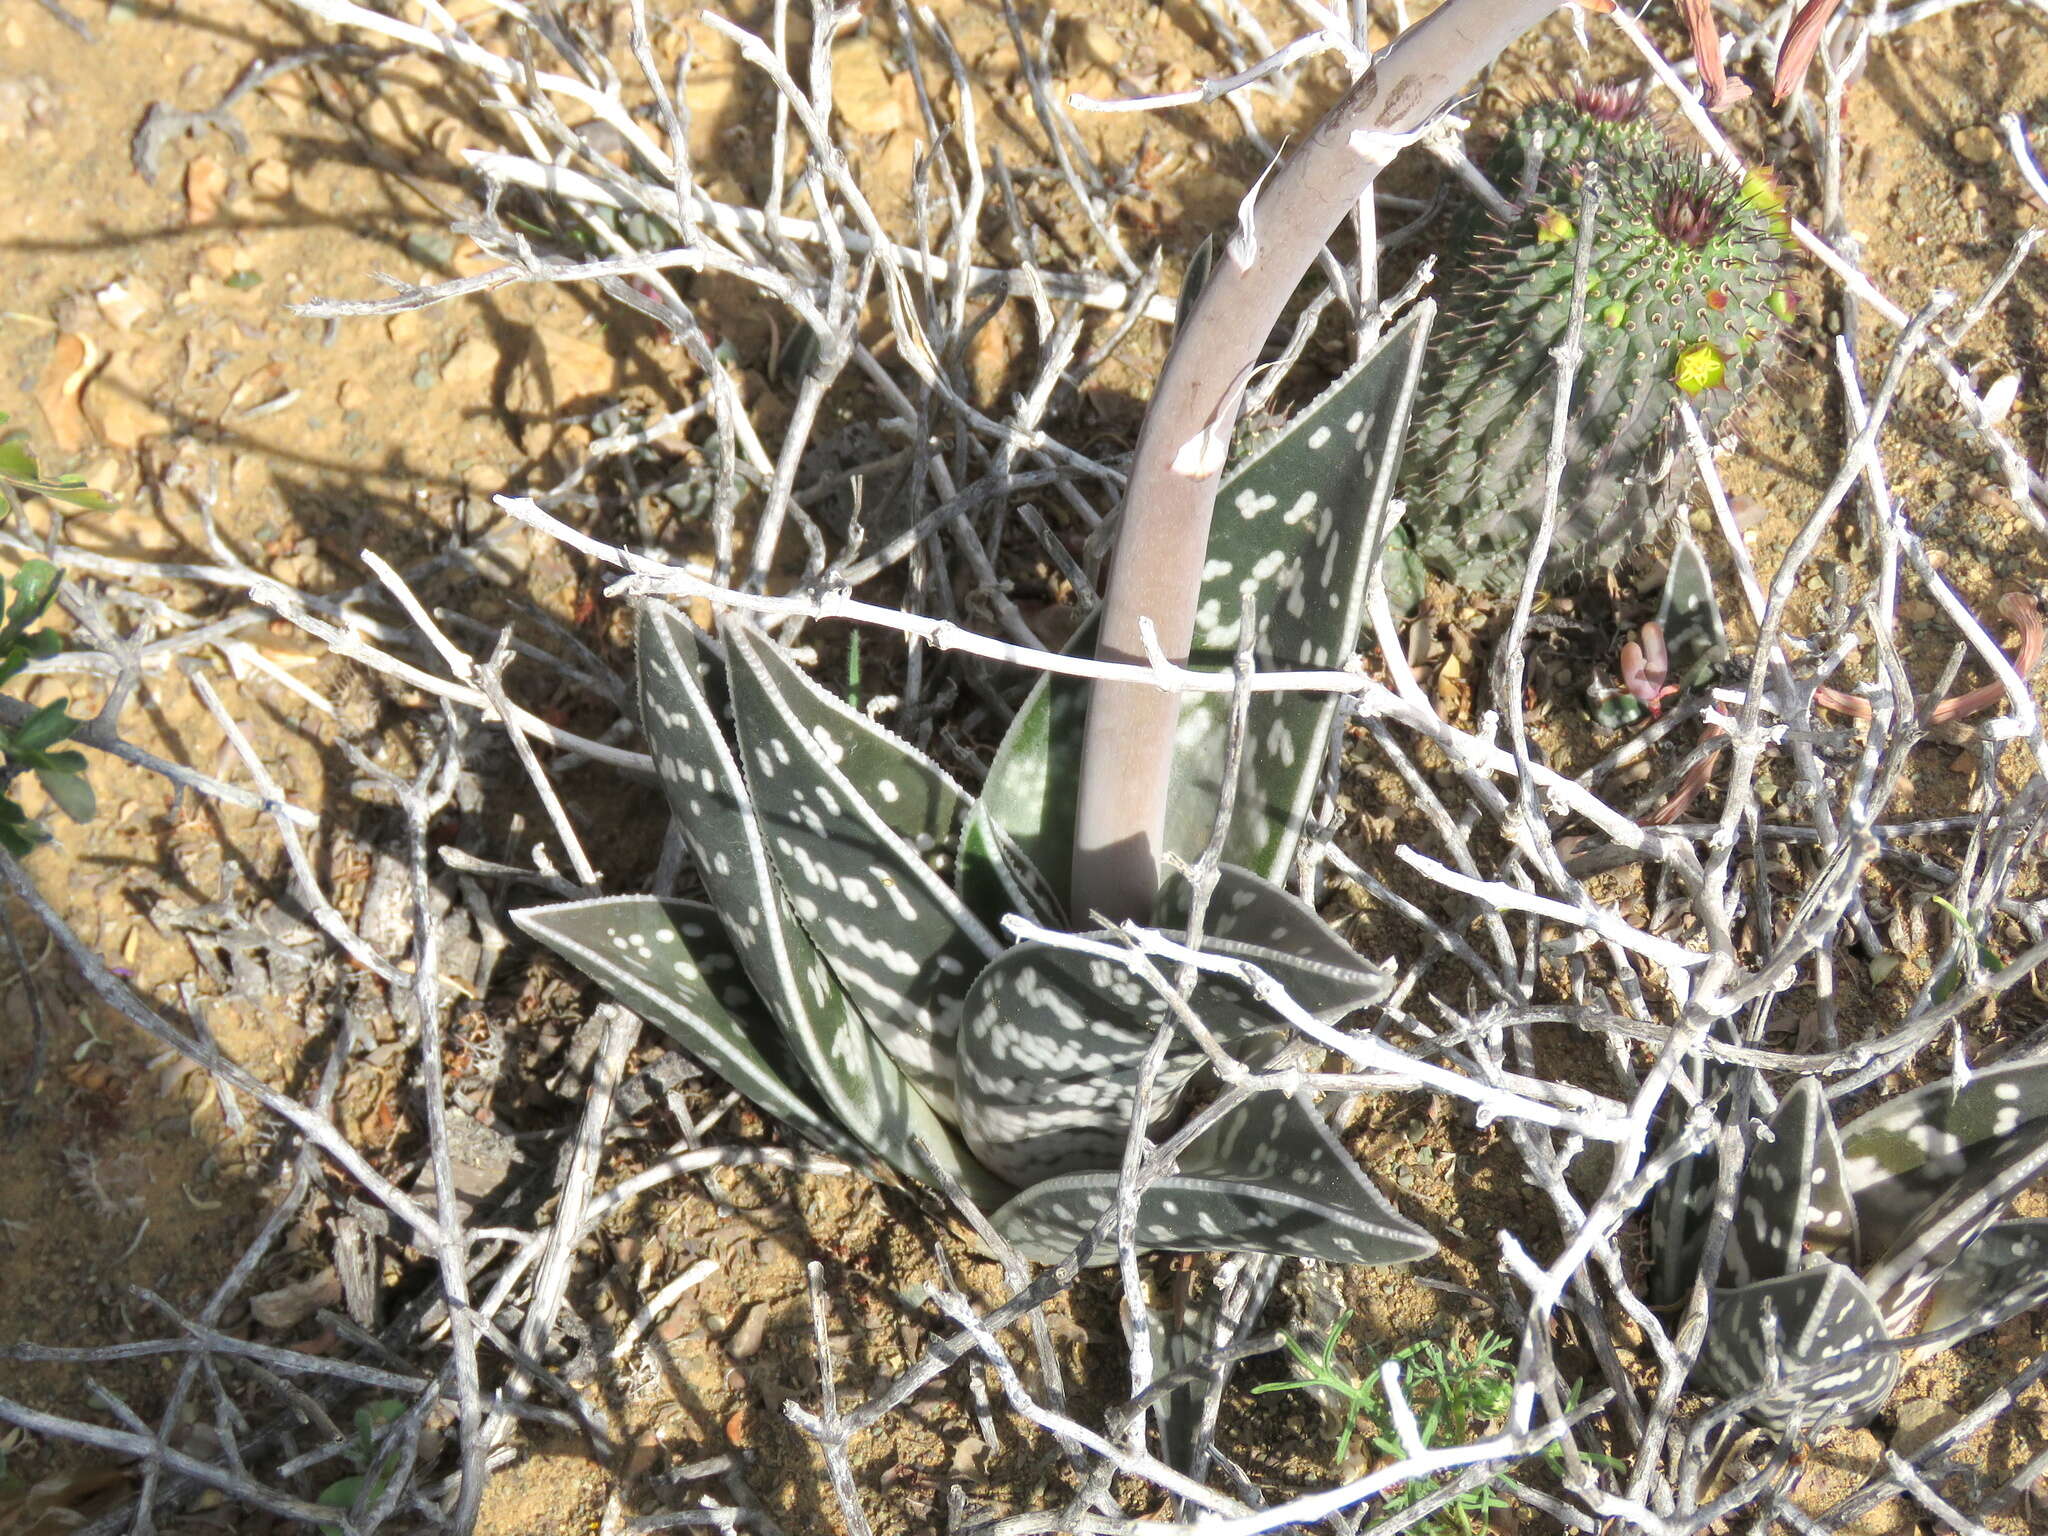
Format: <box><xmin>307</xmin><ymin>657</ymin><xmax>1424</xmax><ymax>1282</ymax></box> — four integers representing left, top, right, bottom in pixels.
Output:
<box><xmin>1727</xmin><ymin>1080</ymin><xmax>1856</xmax><ymax>1288</ymax></box>
<box><xmin>958</xmin><ymin>635</ymin><xmax>1091</xmax><ymax>922</ymax></box>
<box><xmin>1163</xmin><ymin>303</ymin><xmax>1432</xmax><ymax>883</ymax></box>
<box><xmin>968</xmin><ymin>306</ymin><xmax>1432</xmax><ymax>912</ymax></box>
<box><xmin>729</xmin><ymin>621</ymin><xmax>968</xmax><ymax>864</ymax></box>
<box><xmin>1648</xmin><ymin>1029</ymin><xmax>1740</xmax><ymax>1308</ymax></box>
<box><xmin>1862</xmin><ymin>1116</ymin><xmax>2048</xmax><ymax>1336</ymax></box>
<box><xmin>723</xmin><ymin>623</ymin><xmax>1000</xmax><ymax>1119</ymax></box>
<box><xmin>636</xmin><ymin>605</ymin><xmax>1005</xmax><ymax>1205</ymax></box>
<box><xmin>990</xmin><ymin>1091</ymin><xmax>1437</xmax><ymax>1267</ymax></box>
<box><xmin>1699</xmin><ymin>1264</ymin><xmax>1899</xmax><ymax>1431</ymax></box>
<box><xmin>955</xmin><ymin>937</ymin><xmax>1275</xmax><ymax>1186</ymax></box>
<box><xmin>1145</xmin><ymin>1253</ymin><xmax>1284</xmax><ymax>1475</ymax></box>
<box><xmin>512</xmin><ymin>896</ymin><xmax>853</xmax><ymax>1156</ymax></box>
<box><xmin>1152</xmin><ymin>865</ymin><xmax>1392</xmax><ymax>1020</ymax></box>
<box><xmin>955</xmin><ymin>891</ymin><xmax>1383</xmax><ymax>1187</ymax></box>
<box><xmin>1656</xmin><ymin>528</ymin><xmax>1728</xmax><ymax>687</ymax></box>
<box><xmin>1839</xmin><ymin>1060</ymin><xmax>2048</xmax><ymax>1260</ymax></box>
<box><xmin>1919</xmin><ymin>1220</ymin><xmax>2048</xmax><ymax>1342</ymax></box>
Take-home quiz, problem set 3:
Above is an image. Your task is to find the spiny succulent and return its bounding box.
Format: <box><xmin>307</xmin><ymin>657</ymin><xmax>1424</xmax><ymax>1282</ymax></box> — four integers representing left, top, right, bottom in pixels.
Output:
<box><xmin>1400</xmin><ymin>89</ymin><xmax>1795</xmax><ymax>595</ymax></box>
<box><xmin>1652</xmin><ymin>1055</ymin><xmax>2048</xmax><ymax>1431</ymax></box>
<box><xmin>514</xmin><ymin>310</ymin><xmax>1441</xmax><ymax>1272</ymax></box>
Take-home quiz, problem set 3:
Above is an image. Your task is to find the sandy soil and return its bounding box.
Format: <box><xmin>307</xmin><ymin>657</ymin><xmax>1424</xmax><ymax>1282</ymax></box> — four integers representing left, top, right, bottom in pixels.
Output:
<box><xmin>4</xmin><ymin>1</ymin><xmax>2048</xmax><ymax>1533</ymax></box>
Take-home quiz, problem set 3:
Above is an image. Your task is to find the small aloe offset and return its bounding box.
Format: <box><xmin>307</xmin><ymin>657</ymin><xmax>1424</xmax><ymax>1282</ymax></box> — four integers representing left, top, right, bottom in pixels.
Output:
<box><xmin>1653</xmin><ymin>1057</ymin><xmax>2048</xmax><ymax>1431</ymax></box>
<box><xmin>515</xmin><ymin>311</ymin><xmax>1438</xmax><ymax>1271</ymax></box>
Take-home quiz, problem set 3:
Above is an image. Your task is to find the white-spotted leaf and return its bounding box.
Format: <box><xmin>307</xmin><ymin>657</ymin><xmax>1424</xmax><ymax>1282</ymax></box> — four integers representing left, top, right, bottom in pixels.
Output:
<box><xmin>512</xmin><ymin>896</ymin><xmax>851</xmax><ymax>1155</ymax></box>
<box><xmin>635</xmin><ymin>605</ymin><xmax>1005</xmax><ymax>1205</ymax></box>
<box><xmin>990</xmin><ymin>1092</ymin><xmax>1437</xmax><ymax>1267</ymax></box>
<box><xmin>1862</xmin><ymin>1118</ymin><xmax>2048</xmax><ymax>1336</ymax></box>
<box><xmin>956</xmin><ymin>872</ymin><xmax>1386</xmax><ymax>1189</ymax></box>
<box><xmin>1700</xmin><ymin>1264</ymin><xmax>1899</xmax><ymax>1432</ymax></box>
<box><xmin>1728</xmin><ymin>1079</ymin><xmax>1855</xmax><ymax>1287</ymax></box>
<box><xmin>1920</xmin><ymin>1220</ymin><xmax>2048</xmax><ymax>1342</ymax></box>
<box><xmin>967</xmin><ymin>305</ymin><xmax>1433</xmax><ymax>911</ymax></box>
<box><xmin>1840</xmin><ymin>1060</ymin><xmax>2048</xmax><ymax>1261</ymax></box>
<box><xmin>723</xmin><ymin>623</ymin><xmax>1000</xmax><ymax>1120</ymax></box>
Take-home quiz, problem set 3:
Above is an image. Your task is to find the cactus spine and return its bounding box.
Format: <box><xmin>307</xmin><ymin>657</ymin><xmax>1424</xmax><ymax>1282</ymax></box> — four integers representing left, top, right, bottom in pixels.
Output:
<box><xmin>1400</xmin><ymin>88</ymin><xmax>1794</xmax><ymax>594</ymax></box>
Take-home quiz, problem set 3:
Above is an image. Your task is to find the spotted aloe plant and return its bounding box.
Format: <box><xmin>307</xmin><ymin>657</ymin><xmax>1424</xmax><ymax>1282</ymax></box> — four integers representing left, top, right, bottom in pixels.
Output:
<box><xmin>513</xmin><ymin>309</ymin><xmax>1438</xmax><ymax>1270</ymax></box>
<box><xmin>1654</xmin><ymin>1058</ymin><xmax>2048</xmax><ymax>1430</ymax></box>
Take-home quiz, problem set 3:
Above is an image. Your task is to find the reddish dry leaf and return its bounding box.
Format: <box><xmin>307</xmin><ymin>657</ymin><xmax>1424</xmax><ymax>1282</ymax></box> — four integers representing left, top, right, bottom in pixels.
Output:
<box><xmin>1774</xmin><ymin>0</ymin><xmax>1850</xmax><ymax>105</ymax></box>
<box><xmin>1679</xmin><ymin>0</ymin><xmax>1751</xmax><ymax>111</ymax></box>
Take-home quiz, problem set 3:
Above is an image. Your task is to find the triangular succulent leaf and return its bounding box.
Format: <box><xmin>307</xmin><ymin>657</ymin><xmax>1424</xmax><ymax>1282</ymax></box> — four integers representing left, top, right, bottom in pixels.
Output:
<box><xmin>1919</xmin><ymin>1220</ymin><xmax>2048</xmax><ymax>1342</ymax></box>
<box><xmin>1145</xmin><ymin>1253</ymin><xmax>1284</xmax><ymax>1475</ymax></box>
<box><xmin>954</xmin><ymin>935</ymin><xmax>1288</xmax><ymax>1186</ymax></box>
<box><xmin>635</xmin><ymin>604</ymin><xmax>1004</xmax><ymax>1204</ymax></box>
<box><xmin>1839</xmin><ymin>1060</ymin><xmax>2048</xmax><ymax>1261</ymax></box>
<box><xmin>1648</xmin><ymin>1028</ymin><xmax>1740</xmax><ymax>1308</ymax></box>
<box><xmin>1162</xmin><ymin>302</ymin><xmax>1431</xmax><ymax>883</ymax></box>
<box><xmin>969</xmin><ymin>306</ymin><xmax>1432</xmax><ymax>911</ymax></box>
<box><xmin>723</xmin><ymin>623</ymin><xmax>1000</xmax><ymax>1120</ymax></box>
<box><xmin>989</xmin><ymin>1091</ymin><xmax>1437</xmax><ymax>1267</ymax></box>
<box><xmin>1699</xmin><ymin>1263</ymin><xmax>1899</xmax><ymax>1432</ymax></box>
<box><xmin>1727</xmin><ymin>1079</ymin><xmax>1855</xmax><ymax>1287</ymax></box>
<box><xmin>1863</xmin><ymin>1119</ymin><xmax>2048</xmax><ymax>1336</ymax></box>
<box><xmin>1153</xmin><ymin>865</ymin><xmax>1393</xmax><ymax>1020</ymax></box>
<box><xmin>511</xmin><ymin>896</ymin><xmax>851</xmax><ymax>1156</ymax></box>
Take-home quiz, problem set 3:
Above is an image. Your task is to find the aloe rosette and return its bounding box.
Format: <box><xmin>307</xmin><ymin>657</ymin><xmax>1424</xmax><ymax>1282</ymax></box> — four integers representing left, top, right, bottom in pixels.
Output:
<box><xmin>514</xmin><ymin>308</ymin><xmax>1440</xmax><ymax>1270</ymax></box>
<box><xmin>1400</xmin><ymin>88</ymin><xmax>1794</xmax><ymax>593</ymax></box>
<box><xmin>1653</xmin><ymin>1061</ymin><xmax>2048</xmax><ymax>1430</ymax></box>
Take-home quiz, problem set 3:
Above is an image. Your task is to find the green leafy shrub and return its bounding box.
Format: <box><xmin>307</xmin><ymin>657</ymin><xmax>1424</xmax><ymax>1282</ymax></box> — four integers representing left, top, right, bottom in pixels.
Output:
<box><xmin>0</xmin><ymin>413</ymin><xmax>97</xmax><ymax>853</ymax></box>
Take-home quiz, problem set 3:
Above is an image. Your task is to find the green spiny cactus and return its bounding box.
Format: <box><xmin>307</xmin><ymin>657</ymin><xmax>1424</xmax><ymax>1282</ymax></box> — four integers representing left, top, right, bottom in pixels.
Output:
<box><xmin>1400</xmin><ymin>90</ymin><xmax>1794</xmax><ymax>595</ymax></box>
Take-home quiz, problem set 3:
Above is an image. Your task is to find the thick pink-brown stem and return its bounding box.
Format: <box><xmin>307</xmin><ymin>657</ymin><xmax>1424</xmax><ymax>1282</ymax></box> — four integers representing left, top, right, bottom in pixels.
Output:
<box><xmin>1070</xmin><ymin>0</ymin><xmax>1591</xmax><ymax>924</ymax></box>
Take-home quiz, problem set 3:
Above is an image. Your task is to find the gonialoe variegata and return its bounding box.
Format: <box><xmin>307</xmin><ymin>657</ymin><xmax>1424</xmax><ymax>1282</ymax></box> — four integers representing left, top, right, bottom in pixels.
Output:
<box><xmin>1654</xmin><ymin>1056</ymin><xmax>2048</xmax><ymax>1430</ymax></box>
<box><xmin>515</xmin><ymin>309</ymin><xmax>1439</xmax><ymax>1269</ymax></box>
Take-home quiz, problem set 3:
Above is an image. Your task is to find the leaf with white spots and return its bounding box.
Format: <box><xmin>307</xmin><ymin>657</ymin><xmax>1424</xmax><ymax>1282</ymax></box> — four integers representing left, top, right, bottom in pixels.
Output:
<box><xmin>1839</xmin><ymin>1060</ymin><xmax>2048</xmax><ymax>1261</ymax></box>
<box><xmin>1648</xmin><ymin>1029</ymin><xmax>1739</xmax><ymax>1308</ymax></box>
<box><xmin>731</xmin><ymin>620</ymin><xmax>970</xmax><ymax>870</ymax></box>
<box><xmin>1163</xmin><ymin>303</ymin><xmax>1431</xmax><ymax>882</ymax></box>
<box><xmin>512</xmin><ymin>896</ymin><xmax>852</xmax><ymax>1157</ymax></box>
<box><xmin>956</xmin><ymin>883</ymin><xmax>1386</xmax><ymax>1188</ymax></box>
<box><xmin>1727</xmin><ymin>1079</ymin><xmax>1856</xmax><ymax>1288</ymax></box>
<box><xmin>636</xmin><ymin>605</ymin><xmax>1005</xmax><ymax>1206</ymax></box>
<box><xmin>723</xmin><ymin>623</ymin><xmax>1001</xmax><ymax>1124</ymax></box>
<box><xmin>1920</xmin><ymin>1220</ymin><xmax>2048</xmax><ymax>1342</ymax></box>
<box><xmin>990</xmin><ymin>1091</ymin><xmax>1438</xmax><ymax>1267</ymax></box>
<box><xmin>1145</xmin><ymin>1252</ymin><xmax>1284</xmax><ymax>1476</ymax></box>
<box><xmin>1863</xmin><ymin>1115</ymin><xmax>2048</xmax><ymax>1336</ymax></box>
<box><xmin>1152</xmin><ymin>864</ymin><xmax>1393</xmax><ymax>1019</ymax></box>
<box><xmin>1699</xmin><ymin>1264</ymin><xmax>1899</xmax><ymax>1431</ymax></box>
<box><xmin>967</xmin><ymin>305</ymin><xmax>1432</xmax><ymax>911</ymax></box>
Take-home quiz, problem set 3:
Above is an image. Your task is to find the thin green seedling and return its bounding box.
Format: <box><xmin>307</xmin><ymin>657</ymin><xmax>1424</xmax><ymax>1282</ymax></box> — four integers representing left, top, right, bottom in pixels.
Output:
<box><xmin>1930</xmin><ymin>894</ymin><xmax>2007</xmax><ymax>1004</ymax></box>
<box><xmin>1254</xmin><ymin>1314</ymin><xmax>1616</xmax><ymax>1535</ymax></box>
<box><xmin>315</xmin><ymin>1398</ymin><xmax>406</xmax><ymax>1536</ymax></box>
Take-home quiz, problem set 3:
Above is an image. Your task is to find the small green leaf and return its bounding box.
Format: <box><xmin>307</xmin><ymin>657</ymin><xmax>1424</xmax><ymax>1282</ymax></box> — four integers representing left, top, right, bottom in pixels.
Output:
<box><xmin>224</xmin><ymin>270</ymin><xmax>264</xmax><ymax>290</ymax></box>
<box><xmin>8</xmin><ymin>699</ymin><xmax>79</xmax><ymax>754</ymax></box>
<box><xmin>37</xmin><ymin>764</ymin><xmax>95</xmax><ymax>824</ymax></box>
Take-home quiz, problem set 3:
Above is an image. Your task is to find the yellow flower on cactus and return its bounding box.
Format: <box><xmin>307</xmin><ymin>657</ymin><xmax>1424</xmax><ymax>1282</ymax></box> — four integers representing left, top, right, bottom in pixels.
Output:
<box><xmin>1534</xmin><ymin>207</ymin><xmax>1576</xmax><ymax>244</ymax></box>
<box><xmin>1674</xmin><ymin>342</ymin><xmax>1727</xmax><ymax>395</ymax></box>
